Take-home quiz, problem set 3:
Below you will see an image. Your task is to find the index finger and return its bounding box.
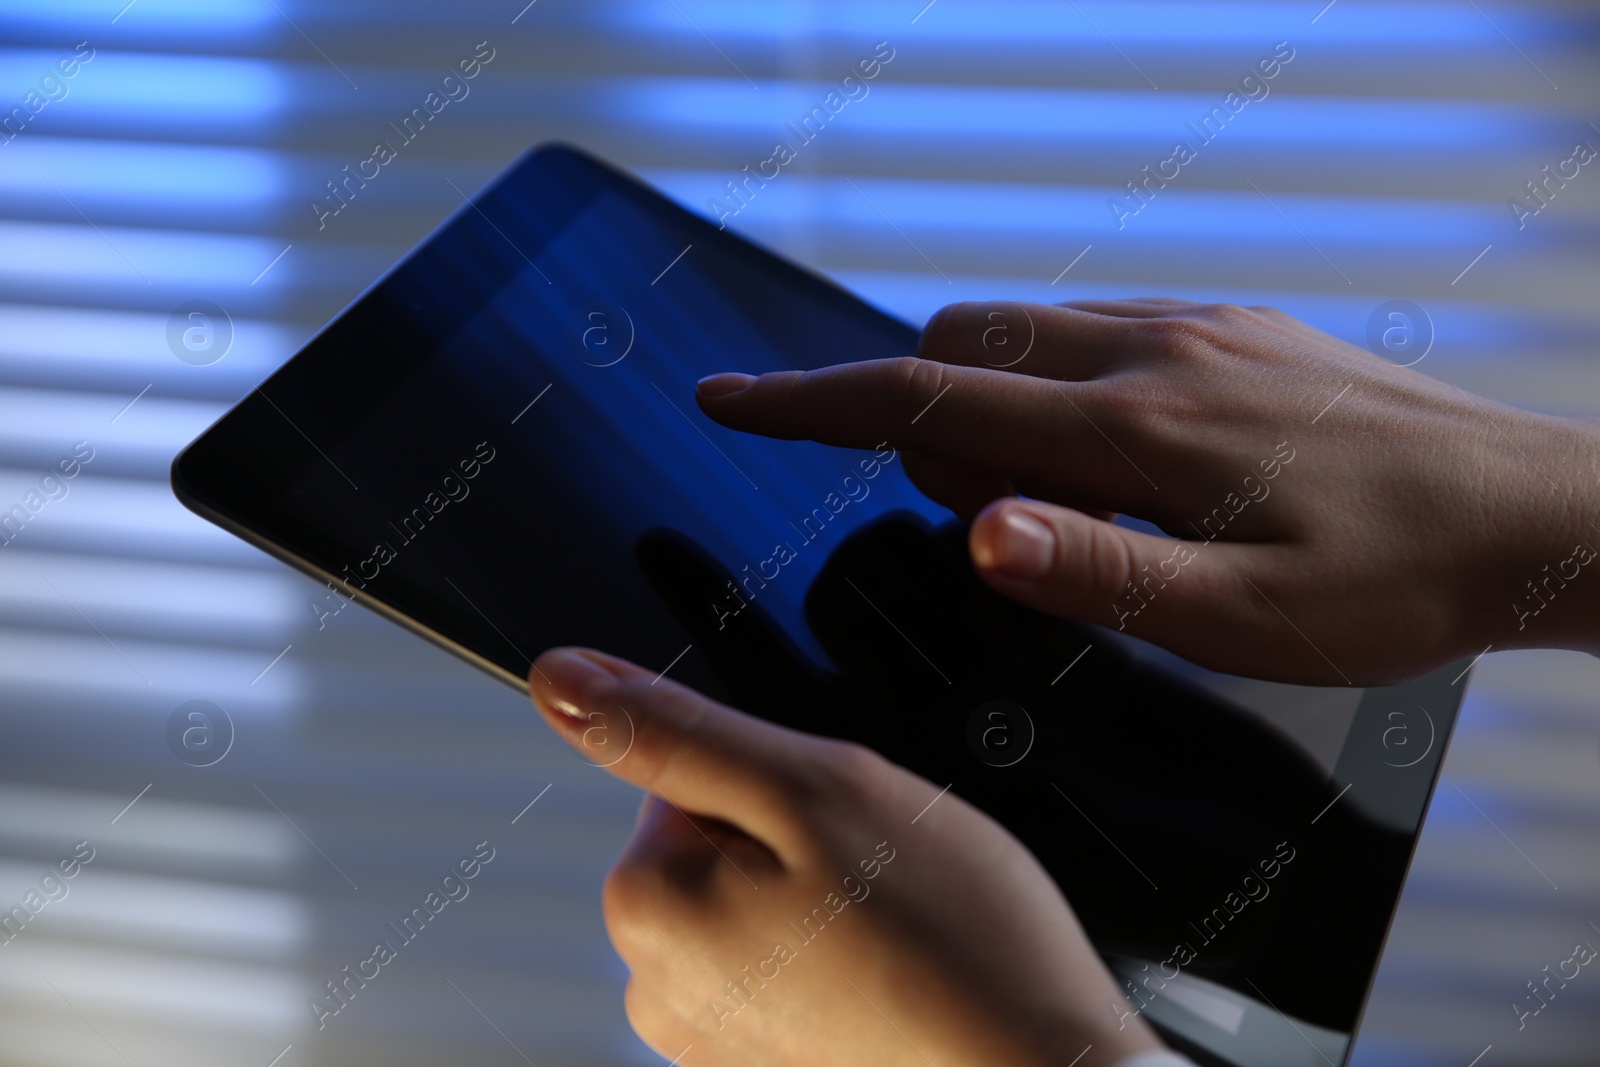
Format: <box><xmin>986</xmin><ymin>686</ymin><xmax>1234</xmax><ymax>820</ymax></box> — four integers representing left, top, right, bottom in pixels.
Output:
<box><xmin>696</xmin><ymin>357</ymin><xmax>1147</xmax><ymax>511</ymax></box>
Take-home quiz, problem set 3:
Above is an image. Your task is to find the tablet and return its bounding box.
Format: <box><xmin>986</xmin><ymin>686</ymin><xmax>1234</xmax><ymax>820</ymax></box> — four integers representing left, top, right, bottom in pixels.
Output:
<box><xmin>172</xmin><ymin>143</ymin><xmax>1469</xmax><ymax>1067</ymax></box>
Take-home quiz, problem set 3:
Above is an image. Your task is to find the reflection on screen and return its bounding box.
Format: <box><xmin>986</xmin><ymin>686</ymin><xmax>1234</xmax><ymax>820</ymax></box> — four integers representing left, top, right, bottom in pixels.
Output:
<box><xmin>279</xmin><ymin>189</ymin><xmax>939</xmax><ymax>674</ymax></box>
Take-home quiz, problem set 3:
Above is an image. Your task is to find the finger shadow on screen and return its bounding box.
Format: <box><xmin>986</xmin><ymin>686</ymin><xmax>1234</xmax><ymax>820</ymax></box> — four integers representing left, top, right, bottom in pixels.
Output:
<box><xmin>635</xmin><ymin>512</ymin><xmax>1396</xmax><ymax>1033</ymax></box>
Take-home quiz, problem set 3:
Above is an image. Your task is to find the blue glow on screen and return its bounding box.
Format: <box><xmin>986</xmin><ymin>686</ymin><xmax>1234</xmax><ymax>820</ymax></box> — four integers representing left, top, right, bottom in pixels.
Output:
<box><xmin>278</xmin><ymin>186</ymin><xmax>940</xmax><ymax>675</ymax></box>
<box><xmin>448</xmin><ymin>190</ymin><xmax>939</xmax><ymax>671</ymax></box>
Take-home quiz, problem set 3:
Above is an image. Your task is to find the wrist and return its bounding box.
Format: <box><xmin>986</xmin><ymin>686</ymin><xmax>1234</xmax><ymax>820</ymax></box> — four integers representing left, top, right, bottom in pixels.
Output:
<box><xmin>1106</xmin><ymin>1053</ymin><xmax>1198</xmax><ymax>1067</ymax></box>
<box><xmin>1060</xmin><ymin>1009</ymin><xmax>1167</xmax><ymax>1067</ymax></box>
<box><xmin>1471</xmin><ymin>410</ymin><xmax>1600</xmax><ymax>656</ymax></box>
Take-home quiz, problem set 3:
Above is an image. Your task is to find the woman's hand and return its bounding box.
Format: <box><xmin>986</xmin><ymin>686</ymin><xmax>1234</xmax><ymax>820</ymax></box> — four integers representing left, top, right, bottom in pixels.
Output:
<box><xmin>529</xmin><ymin>647</ymin><xmax>1166</xmax><ymax>1067</ymax></box>
<box><xmin>695</xmin><ymin>299</ymin><xmax>1600</xmax><ymax>685</ymax></box>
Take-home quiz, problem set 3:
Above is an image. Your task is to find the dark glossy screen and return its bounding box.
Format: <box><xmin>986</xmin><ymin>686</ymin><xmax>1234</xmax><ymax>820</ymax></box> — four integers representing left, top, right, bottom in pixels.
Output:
<box><xmin>175</xmin><ymin>146</ymin><xmax>1468</xmax><ymax>1067</ymax></box>
<box><xmin>274</xmin><ymin>183</ymin><xmax>939</xmax><ymax>678</ymax></box>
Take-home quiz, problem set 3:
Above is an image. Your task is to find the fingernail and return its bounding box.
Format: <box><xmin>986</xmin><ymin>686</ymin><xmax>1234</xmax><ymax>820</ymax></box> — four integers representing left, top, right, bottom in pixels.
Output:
<box><xmin>534</xmin><ymin>648</ymin><xmax>618</xmax><ymax>720</ymax></box>
<box><xmin>987</xmin><ymin>508</ymin><xmax>1056</xmax><ymax>581</ymax></box>
<box><xmin>696</xmin><ymin>372</ymin><xmax>757</xmax><ymax>399</ymax></box>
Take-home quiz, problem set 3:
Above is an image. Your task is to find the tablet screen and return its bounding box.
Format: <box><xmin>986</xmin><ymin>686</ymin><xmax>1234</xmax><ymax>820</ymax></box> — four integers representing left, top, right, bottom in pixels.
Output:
<box><xmin>175</xmin><ymin>145</ymin><xmax>1468</xmax><ymax>1067</ymax></box>
<box><xmin>274</xmin><ymin>183</ymin><xmax>940</xmax><ymax>677</ymax></box>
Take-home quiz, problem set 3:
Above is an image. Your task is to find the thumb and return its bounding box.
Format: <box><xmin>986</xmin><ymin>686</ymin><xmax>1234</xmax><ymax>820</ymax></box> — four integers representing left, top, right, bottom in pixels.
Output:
<box><xmin>969</xmin><ymin>498</ymin><xmax>1253</xmax><ymax>644</ymax></box>
<box><xmin>529</xmin><ymin>647</ymin><xmax>821</xmax><ymax>858</ymax></box>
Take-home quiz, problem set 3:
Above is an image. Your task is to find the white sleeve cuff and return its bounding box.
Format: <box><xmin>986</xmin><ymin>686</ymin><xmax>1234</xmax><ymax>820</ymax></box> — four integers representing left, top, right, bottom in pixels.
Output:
<box><xmin>1109</xmin><ymin>1052</ymin><xmax>1200</xmax><ymax>1067</ymax></box>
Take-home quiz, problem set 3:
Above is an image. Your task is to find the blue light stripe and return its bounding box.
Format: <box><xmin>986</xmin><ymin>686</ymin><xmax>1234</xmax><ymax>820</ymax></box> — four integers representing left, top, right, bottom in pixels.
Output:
<box><xmin>0</xmin><ymin>0</ymin><xmax>275</xmax><ymax>34</ymax></box>
<box><xmin>0</xmin><ymin>221</ymin><xmax>291</xmax><ymax>292</ymax></box>
<box><xmin>594</xmin><ymin>0</ymin><xmax>1549</xmax><ymax>47</ymax></box>
<box><xmin>643</xmin><ymin>170</ymin><xmax>1505</xmax><ymax>245</ymax></box>
<box><xmin>605</xmin><ymin>79</ymin><xmax>1552</xmax><ymax>147</ymax></box>
<box><xmin>825</xmin><ymin>269</ymin><xmax>1564</xmax><ymax>354</ymax></box>
<box><xmin>0</xmin><ymin>50</ymin><xmax>285</xmax><ymax>124</ymax></box>
<box><xmin>1</xmin><ymin>137</ymin><xmax>286</xmax><ymax>208</ymax></box>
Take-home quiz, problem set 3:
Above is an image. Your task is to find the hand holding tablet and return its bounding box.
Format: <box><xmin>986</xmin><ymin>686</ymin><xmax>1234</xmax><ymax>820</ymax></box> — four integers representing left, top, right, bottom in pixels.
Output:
<box><xmin>530</xmin><ymin>646</ymin><xmax>1169</xmax><ymax>1067</ymax></box>
<box><xmin>530</xmin><ymin>295</ymin><xmax>1600</xmax><ymax>1067</ymax></box>
<box><xmin>694</xmin><ymin>299</ymin><xmax>1600</xmax><ymax>685</ymax></box>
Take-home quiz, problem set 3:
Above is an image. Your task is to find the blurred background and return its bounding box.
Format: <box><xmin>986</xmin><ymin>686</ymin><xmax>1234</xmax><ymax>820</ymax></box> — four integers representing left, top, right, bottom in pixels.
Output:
<box><xmin>0</xmin><ymin>0</ymin><xmax>1597</xmax><ymax>1064</ymax></box>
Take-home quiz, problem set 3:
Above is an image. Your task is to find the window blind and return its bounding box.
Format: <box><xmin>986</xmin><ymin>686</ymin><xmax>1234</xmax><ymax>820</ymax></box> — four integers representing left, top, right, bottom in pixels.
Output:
<box><xmin>0</xmin><ymin>2</ymin><xmax>1596</xmax><ymax>1064</ymax></box>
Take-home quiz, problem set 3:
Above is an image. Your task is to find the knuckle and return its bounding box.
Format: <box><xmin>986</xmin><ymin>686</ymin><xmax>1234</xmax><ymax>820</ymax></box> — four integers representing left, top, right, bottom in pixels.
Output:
<box><xmin>892</xmin><ymin>355</ymin><xmax>949</xmax><ymax>419</ymax></box>
<box><xmin>602</xmin><ymin>855</ymin><xmax>658</xmax><ymax>931</ymax></box>
<box><xmin>798</xmin><ymin>736</ymin><xmax>884</xmax><ymax>809</ymax></box>
<box><xmin>622</xmin><ymin>978</ymin><xmax>675</xmax><ymax>1054</ymax></box>
<box><xmin>603</xmin><ymin>849</ymin><xmax>706</xmax><ymax>960</ymax></box>
<box><xmin>886</xmin><ymin>353</ymin><xmax>923</xmax><ymax>387</ymax></box>
<box><xmin>915</xmin><ymin>302</ymin><xmax>971</xmax><ymax>361</ymax></box>
<box><xmin>926</xmin><ymin>300</ymin><xmax>982</xmax><ymax>333</ymax></box>
<box><xmin>824</xmin><ymin>736</ymin><xmax>882</xmax><ymax>782</ymax></box>
<box><xmin>601</xmin><ymin>863</ymin><xmax>655</xmax><ymax>958</ymax></box>
<box><xmin>608</xmin><ymin>678</ymin><xmax>699</xmax><ymax>777</ymax></box>
<box><xmin>1135</xmin><ymin>302</ymin><xmax>1279</xmax><ymax>380</ymax></box>
<box><xmin>1140</xmin><ymin>313</ymin><xmax>1215</xmax><ymax>357</ymax></box>
<box><xmin>1246</xmin><ymin>305</ymin><xmax>1308</xmax><ymax>338</ymax></box>
<box><xmin>1135</xmin><ymin>311</ymin><xmax>1250</xmax><ymax>380</ymax></box>
<box><xmin>785</xmin><ymin>365</ymin><xmax>834</xmax><ymax>415</ymax></box>
<box><xmin>1082</xmin><ymin>523</ymin><xmax>1139</xmax><ymax>606</ymax></box>
<box><xmin>622</xmin><ymin>977</ymin><xmax>650</xmax><ymax>1030</ymax></box>
<box><xmin>1202</xmin><ymin>302</ymin><xmax>1257</xmax><ymax>326</ymax></box>
<box><xmin>918</xmin><ymin>301</ymin><xmax>965</xmax><ymax>343</ymax></box>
